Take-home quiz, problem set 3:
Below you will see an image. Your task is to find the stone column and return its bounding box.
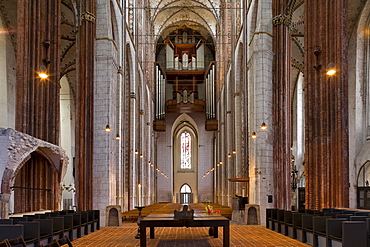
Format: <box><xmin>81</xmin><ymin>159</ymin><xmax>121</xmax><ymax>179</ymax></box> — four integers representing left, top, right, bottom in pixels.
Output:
<box><xmin>304</xmin><ymin>0</ymin><xmax>349</xmax><ymax>209</ymax></box>
<box><xmin>272</xmin><ymin>0</ymin><xmax>292</xmax><ymax>210</ymax></box>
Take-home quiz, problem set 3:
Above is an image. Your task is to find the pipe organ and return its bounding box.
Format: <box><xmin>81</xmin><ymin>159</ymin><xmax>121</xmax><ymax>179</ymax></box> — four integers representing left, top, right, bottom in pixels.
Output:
<box><xmin>153</xmin><ymin>30</ymin><xmax>218</xmax><ymax>131</ymax></box>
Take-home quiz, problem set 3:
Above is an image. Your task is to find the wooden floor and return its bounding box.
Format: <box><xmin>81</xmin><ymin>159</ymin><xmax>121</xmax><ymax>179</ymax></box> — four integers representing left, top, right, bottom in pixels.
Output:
<box><xmin>70</xmin><ymin>223</ymin><xmax>311</xmax><ymax>246</ymax></box>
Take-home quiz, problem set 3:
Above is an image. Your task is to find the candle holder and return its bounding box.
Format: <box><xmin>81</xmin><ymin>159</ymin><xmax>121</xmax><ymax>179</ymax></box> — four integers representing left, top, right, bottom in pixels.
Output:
<box><xmin>134</xmin><ymin>206</ymin><xmax>145</xmax><ymax>239</ymax></box>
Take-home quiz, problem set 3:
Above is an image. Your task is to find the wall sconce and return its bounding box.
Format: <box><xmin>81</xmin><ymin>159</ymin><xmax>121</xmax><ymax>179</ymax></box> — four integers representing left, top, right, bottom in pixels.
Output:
<box><xmin>326</xmin><ymin>62</ymin><xmax>336</xmax><ymax>76</ymax></box>
<box><xmin>227</xmin><ymin>153</ymin><xmax>232</xmax><ymax>158</ymax></box>
<box><xmin>38</xmin><ymin>65</ymin><xmax>49</xmax><ymax>79</ymax></box>
<box><xmin>232</xmin><ymin>150</ymin><xmax>236</xmax><ymax>155</ymax></box>
<box><xmin>105</xmin><ymin>124</ymin><xmax>111</xmax><ymax>132</ymax></box>
<box><xmin>134</xmin><ymin>150</ymin><xmax>139</xmax><ymax>155</ymax></box>
<box><xmin>251</xmin><ymin>132</ymin><xmax>257</xmax><ymax>139</ymax></box>
<box><xmin>115</xmin><ymin>134</ymin><xmax>120</xmax><ymax>140</ymax></box>
<box><xmin>139</xmin><ymin>153</ymin><xmax>143</xmax><ymax>158</ymax></box>
<box><xmin>260</xmin><ymin>122</ymin><xmax>267</xmax><ymax>130</ymax></box>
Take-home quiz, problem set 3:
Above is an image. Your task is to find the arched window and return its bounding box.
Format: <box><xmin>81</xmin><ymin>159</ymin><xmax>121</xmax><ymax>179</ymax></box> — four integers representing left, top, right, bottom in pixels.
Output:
<box><xmin>180</xmin><ymin>184</ymin><xmax>191</xmax><ymax>193</ymax></box>
<box><xmin>180</xmin><ymin>131</ymin><xmax>191</xmax><ymax>169</ymax></box>
<box><xmin>180</xmin><ymin>184</ymin><xmax>193</xmax><ymax>204</ymax></box>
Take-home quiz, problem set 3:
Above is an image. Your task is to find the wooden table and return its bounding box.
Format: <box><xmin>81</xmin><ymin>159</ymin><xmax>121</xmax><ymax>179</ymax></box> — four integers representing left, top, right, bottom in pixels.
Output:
<box><xmin>139</xmin><ymin>213</ymin><xmax>230</xmax><ymax>247</ymax></box>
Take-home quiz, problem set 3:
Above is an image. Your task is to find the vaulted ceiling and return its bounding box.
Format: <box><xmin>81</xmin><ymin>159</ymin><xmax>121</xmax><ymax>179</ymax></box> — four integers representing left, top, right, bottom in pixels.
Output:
<box><xmin>149</xmin><ymin>0</ymin><xmax>220</xmax><ymax>41</ymax></box>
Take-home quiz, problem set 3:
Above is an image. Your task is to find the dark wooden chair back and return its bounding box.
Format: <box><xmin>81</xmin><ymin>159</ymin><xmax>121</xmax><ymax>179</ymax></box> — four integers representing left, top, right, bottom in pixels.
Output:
<box><xmin>57</xmin><ymin>236</ymin><xmax>73</xmax><ymax>247</ymax></box>
<box><xmin>39</xmin><ymin>240</ymin><xmax>60</xmax><ymax>247</ymax></box>
<box><xmin>7</xmin><ymin>235</ymin><xmax>27</xmax><ymax>247</ymax></box>
<box><xmin>0</xmin><ymin>239</ymin><xmax>10</xmax><ymax>247</ymax></box>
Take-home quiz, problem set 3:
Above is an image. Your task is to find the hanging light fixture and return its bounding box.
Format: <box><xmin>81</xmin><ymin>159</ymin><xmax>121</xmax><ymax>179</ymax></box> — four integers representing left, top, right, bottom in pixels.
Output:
<box><xmin>139</xmin><ymin>153</ymin><xmax>143</xmax><ymax>158</ymax></box>
<box><xmin>134</xmin><ymin>150</ymin><xmax>139</xmax><ymax>155</ymax></box>
<box><xmin>105</xmin><ymin>124</ymin><xmax>111</xmax><ymax>132</ymax></box>
<box><xmin>115</xmin><ymin>134</ymin><xmax>120</xmax><ymax>140</ymax></box>
<box><xmin>227</xmin><ymin>153</ymin><xmax>232</xmax><ymax>158</ymax></box>
<box><xmin>232</xmin><ymin>150</ymin><xmax>236</xmax><ymax>155</ymax></box>
<box><xmin>251</xmin><ymin>132</ymin><xmax>257</xmax><ymax>138</ymax></box>
<box><xmin>326</xmin><ymin>62</ymin><xmax>336</xmax><ymax>76</ymax></box>
<box><xmin>260</xmin><ymin>122</ymin><xmax>267</xmax><ymax>130</ymax></box>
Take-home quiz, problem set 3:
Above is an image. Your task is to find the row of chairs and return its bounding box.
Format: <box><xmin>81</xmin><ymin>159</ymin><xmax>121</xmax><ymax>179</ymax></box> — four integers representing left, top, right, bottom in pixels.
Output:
<box><xmin>267</xmin><ymin>208</ymin><xmax>370</xmax><ymax>247</ymax></box>
<box><xmin>0</xmin><ymin>209</ymin><xmax>99</xmax><ymax>246</ymax></box>
<box><xmin>0</xmin><ymin>235</ymin><xmax>72</xmax><ymax>247</ymax></box>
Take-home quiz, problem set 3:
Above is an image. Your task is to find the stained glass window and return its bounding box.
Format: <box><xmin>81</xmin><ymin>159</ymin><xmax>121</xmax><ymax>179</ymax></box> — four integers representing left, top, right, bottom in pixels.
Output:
<box><xmin>181</xmin><ymin>131</ymin><xmax>191</xmax><ymax>169</ymax></box>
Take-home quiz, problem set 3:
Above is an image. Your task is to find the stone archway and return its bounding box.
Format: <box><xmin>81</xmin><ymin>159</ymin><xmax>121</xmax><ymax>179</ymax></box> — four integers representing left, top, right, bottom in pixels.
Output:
<box><xmin>0</xmin><ymin>128</ymin><xmax>68</xmax><ymax>218</ymax></box>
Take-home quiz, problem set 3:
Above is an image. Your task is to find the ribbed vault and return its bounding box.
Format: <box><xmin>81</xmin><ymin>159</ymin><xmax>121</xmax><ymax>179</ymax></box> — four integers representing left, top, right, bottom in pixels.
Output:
<box><xmin>150</xmin><ymin>0</ymin><xmax>220</xmax><ymax>40</ymax></box>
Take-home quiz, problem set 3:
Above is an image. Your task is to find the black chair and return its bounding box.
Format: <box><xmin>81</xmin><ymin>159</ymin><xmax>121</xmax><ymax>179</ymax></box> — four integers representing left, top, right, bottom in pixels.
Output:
<box><xmin>0</xmin><ymin>225</ymin><xmax>24</xmax><ymax>243</ymax></box>
<box><xmin>313</xmin><ymin>216</ymin><xmax>331</xmax><ymax>247</ymax></box>
<box><xmin>34</xmin><ymin>219</ymin><xmax>53</xmax><ymax>243</ymax></box>
<box><xmin>270</xmin><ymin>208</ymin><xmax>278</xmax><ymax>231</ymax></box>
<box><xmin>302</xmin><ymin>214</ymin><xmax>315</xmax><ymax>244</ymax></box>
<box><xmin>7</xmin><ymin>235</ymin><xmax>27</xmax><ymax>247</ymax></box>
<box><xmin>292</xmin><ymin>212</ymin><xmax>303</xmax><ymax>240</ymax></box>
<box><xmin>70</xmin><ymin>213</ymin><xmax>81</xmax><ymax>239</ymax></box>
<box><xmin>326</xmin><ymin>218</ymin><xmax>347</xmax><ymax>247</ymax></box>
<box><xmin>342</xmin><ymin>221</ymin><xmax>367</xmax><ymax>247</ymax></box>
<box><xmin>18</xmin><ymin>221</ymin><xmax>40</xmax><ymax>246</ymax></box>
<box><xmin>283</xmin><ymin>211</ymin><xmax>293</xmax><ymax>237</ymax></box>
<box><xmin>0</xmin><ymin>239</ymin><xmax>10</xmax><ymax>247</ymax></box>
<box><xmin>57</xmin><ymin>236</ymin><xmax>73</xmax><ymax>247</ymax></box>
<box><xmin>266</xmin><ymin>208</ymin><xmax>273</xmax><ymax>229</ymax></box>
<box><xmin>24</xmin><ymin>215</ymin><xmax>40</xmax><ymax>221</ymax></box>
<box><xmin>86</xmin><ymin>210</ymin><xmax>95</xmax><ymax>233</ymax></box>
<box><xmin>59</xmin><ymin>215</ymin><xmax>73</xmax><ymax>240</ymax></box>
<box><xmin>0</xmin><ymin>219</ymin><xmax>13</xmax><ymax>224</ymax></box>
<box><xmin>48</xmin><ymin>217</ymin><xmax>64</xmax><ymax>239</ymax></box>
<box><xmin>80</xmin><ymin>211</ymin><xmax>89</xmax><ymax>235</ymax></box>
<box><xmin>93</xmin><ymin>210</ymin><xmax>100</xmax><ymax>230</ymax></box>
<box><xmin>39</xmin><ymin>240</ymin><xmax>60</xmax><ymax>247</ymax></box>
<box><xmin>335</xmin><ymin>214</ymin><xmax>352</xmax><ymax>220</ymax></box>
<box><xmin>355</xmin><ymin>211</ymin><xmax>370</xmax><ymax>216</ymax></box>
<box><xmin>9</xmin><ymin>217</ymin><xmax>27</xmax><ymax>224</ymax></box>
<box><xmin>349</xmin><ymin>215</ymin><xmax>368</xmax><ymax>221</ymax></box>
<box><xmin>276</xmin><ymin>209</ymin><xmax>285</xmax><ymax>233</ymax></box>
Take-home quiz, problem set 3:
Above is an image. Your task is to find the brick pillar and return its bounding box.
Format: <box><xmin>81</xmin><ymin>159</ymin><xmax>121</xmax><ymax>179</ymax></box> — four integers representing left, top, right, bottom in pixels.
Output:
<box><xmin>272</xmin><ymin>0</ymin><xmax>292</xmax><ymax>210</ymax></box>
<box><xmin>16</xmin><ymin>0</ymin><xmax>61</xmax><ymax>144</ymax></box>
<box><xmin>304</xmin><ymin>0</ymin><xmax>349</xmax><ymax>209</ymax></box>
<box><xmin>75</xmin><ymin>1</ymin><xmax>96</xmax><ymax>211</ymax></box>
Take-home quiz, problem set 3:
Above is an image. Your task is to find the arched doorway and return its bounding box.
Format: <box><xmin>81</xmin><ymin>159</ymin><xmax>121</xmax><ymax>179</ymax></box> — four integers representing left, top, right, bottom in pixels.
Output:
<box><xmin>357</xmin><ymin>160</ymin><xmax>370</xmax><ymax>209</ymax></box>
<box><xmin>180</xmin><ymin>184</ymin><xmax>193</xmax><ymax>204</ymax></box>
<box><xmin>13</xmin><ymin>152</ymin><xmax>59</xmax><ymax>213</ymax></box>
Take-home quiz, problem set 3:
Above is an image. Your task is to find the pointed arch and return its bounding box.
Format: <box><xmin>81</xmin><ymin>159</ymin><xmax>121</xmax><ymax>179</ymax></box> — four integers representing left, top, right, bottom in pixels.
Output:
<box><xmin>172</xmin><ymin>114</ymin><xmax>199</xmax><ymax>203</ymax></box>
